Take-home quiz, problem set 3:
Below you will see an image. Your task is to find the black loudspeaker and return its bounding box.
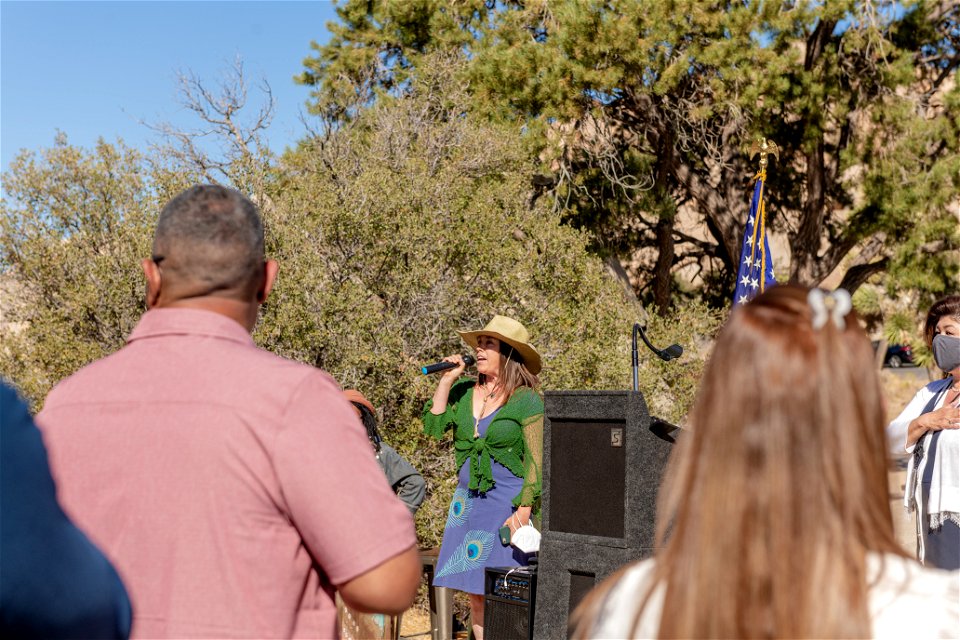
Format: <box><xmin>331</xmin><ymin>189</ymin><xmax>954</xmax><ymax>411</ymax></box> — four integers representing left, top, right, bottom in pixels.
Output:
<box><xmin>484</xmin><ymin>566</ymin><xmax>537</xmax><ymax>640</ymax></box>
<box><xmin>532</xmin><ymin>391</ymin><xmax>675</xmax><ymax>640</ymax></box>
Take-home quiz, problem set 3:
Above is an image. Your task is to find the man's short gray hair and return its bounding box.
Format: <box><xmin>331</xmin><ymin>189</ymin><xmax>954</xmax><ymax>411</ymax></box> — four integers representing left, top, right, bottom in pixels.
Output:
<box><xmin>153</xmin><ymin>185</ymin><xmax>265</xmax><ymax>295</ymax></box>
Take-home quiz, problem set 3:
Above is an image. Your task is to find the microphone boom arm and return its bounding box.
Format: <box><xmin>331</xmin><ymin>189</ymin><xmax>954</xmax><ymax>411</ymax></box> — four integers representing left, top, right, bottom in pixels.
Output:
<box><xmin>632</xmin><ymin>323</ymin><xmax>684</xmax><ymax>391</ymax></box>
<box><xmin>635</xmin><ymin>324</ymin><xmax>663</xmax><ymax>358</ymax></box>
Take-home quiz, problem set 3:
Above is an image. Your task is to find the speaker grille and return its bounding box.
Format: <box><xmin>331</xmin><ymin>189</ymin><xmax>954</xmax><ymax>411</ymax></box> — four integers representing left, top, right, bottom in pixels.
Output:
<box><xmin>484</xmin><ymin>567</ymin><xmax>536</xmax><ymax>640</ymax></box>
<box><xmin>548</xmin><ymin>420</ymin><xmax>626</xmax><ymax>538</ymax></box>
<box><xmin>485</xmin><ymin>599</ymin><xmax>531</xmax><ymax>639</ymax></box>
<box><xmin>568</xmin><ymin>571</ymin><xmax>596</xmax><ymax>619</ymax></box>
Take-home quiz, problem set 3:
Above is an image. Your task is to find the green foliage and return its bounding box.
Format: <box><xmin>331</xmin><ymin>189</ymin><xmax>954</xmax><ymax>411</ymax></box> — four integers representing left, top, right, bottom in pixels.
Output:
<box><xmin>639</xmin><ymin>298</ymin><xmax>726</xmax><ymax>423</ymax></box>
<box><xmin>852</xmin><ymin>285</ymin><xmax>881</xmax><ymax>316</ymax></box>
<box><xmin>882</xmin><ymin>307</ymin><xmax>935</xmax><ymax>369</ymax></box>
<box><xmin>263</xmin><ymin>66</ymin><xmax>722</xmax><ymax>543</ymax></box>
<box><xmin>884</xmin><ymin>310</ymin><xmax>920</xmax><ymax>349</ymax></box>
<box><xmin>851</xmin><ymin>285</ymin><xmax>883</xmax><ymax>333</ymax></box>
<box><xmin>301</xmin><ymin>0</ymin><xmax>960</xmax><ymax>307</ymax></box>
<box><xmin>0</xmin><ymin>136</ymin><xmax>162</xmax><ymax>407</ymax></box>
<box><xmin>0</xmin><ymin>69</ymin><xmax>723</xmax><ymax>545</ymax></box>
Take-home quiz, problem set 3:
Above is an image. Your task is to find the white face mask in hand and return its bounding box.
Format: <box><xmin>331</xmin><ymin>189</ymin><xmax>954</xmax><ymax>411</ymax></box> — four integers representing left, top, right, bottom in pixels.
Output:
<box><xmin>511</xmin><ymin>523</ymin><xmax>541</xmax><ymax>554</ymax></box>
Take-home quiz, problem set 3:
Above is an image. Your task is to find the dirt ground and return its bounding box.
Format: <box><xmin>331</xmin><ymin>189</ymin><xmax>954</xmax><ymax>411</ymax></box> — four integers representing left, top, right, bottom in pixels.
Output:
<box><xmin>399</xmin><ymin>608</ymin><xmax>433</xmax><ymax>639</ymax></box>
<box><xmin>881</xmin><ymin>367</ymin><xmax>933</xmax><ymax>555</ymax></box>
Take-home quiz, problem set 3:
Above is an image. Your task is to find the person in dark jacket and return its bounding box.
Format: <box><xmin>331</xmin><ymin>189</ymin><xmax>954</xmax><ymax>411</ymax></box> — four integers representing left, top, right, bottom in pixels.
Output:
<box><xmin>0</xmin><ymin>381</ymin><xmax>131</xmax><ymax>639</ymax></box>
<box><xmin>337</xmin><ymin>389</ymin><xmax>424</xmax><ymax>639</ymax></box>
<box><xmin>344</xmin><ymin>389</ymin><xmax>425</xmax><ymax>515</ymax></box>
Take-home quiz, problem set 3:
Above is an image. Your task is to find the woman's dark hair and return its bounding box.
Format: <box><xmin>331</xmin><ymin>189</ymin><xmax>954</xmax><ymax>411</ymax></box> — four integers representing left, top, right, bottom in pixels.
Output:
<box><xmin>924</xmin><ymin>294</ymin><xmax>960</xmax><ymax>347</ymax></box>
<box><xmin>352</xmin><ymin>403</ymin><xmax>382</xmax><ymax>453</ymax></box>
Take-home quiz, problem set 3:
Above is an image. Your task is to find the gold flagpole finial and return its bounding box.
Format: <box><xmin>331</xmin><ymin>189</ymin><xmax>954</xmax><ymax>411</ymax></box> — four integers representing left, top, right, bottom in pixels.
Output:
<box><xmin>749</xmin><ymin>138</ymin><xmax>780</xmax><ymax>171</ymax></box>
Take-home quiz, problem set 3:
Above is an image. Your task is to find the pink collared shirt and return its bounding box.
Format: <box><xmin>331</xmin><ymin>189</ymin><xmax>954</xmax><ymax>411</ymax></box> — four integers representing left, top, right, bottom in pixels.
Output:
<box><xmin>38</xmin><ymin>308</ymin><xmax>416</xmax><ymax>639</ymax></box>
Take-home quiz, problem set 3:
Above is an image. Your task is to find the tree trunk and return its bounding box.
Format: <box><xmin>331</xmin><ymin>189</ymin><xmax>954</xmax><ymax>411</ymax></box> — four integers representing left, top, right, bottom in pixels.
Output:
<box><xmin>652</xmin><ymin>214</ymin><xmax>675</xmax><ymax>315</ymax></box>
<box><xmin>792</xmin><ymin>137</ymin><xmax>827</xmax><ymax>283</ymax></box>
<box><xmin>652</xmin><ymin>123</ymin><xmax>676</xmax><ymax>315</ymax></box>
<box><xmin>791</xmin><ymin>20</ymin><xmax>837</xmax><ymax>284</ymax></box>
<box><xmin>874</xmin><ymin>337</ymin><xmax>888</xmax><ymax>372</ymax></box>
<box><xmin>836</xmin><ymin>233</ymin><xmax>890</xmax><ymax>294</ymax></box>
<box><xmin>675</xmin><ymin>162</ymin><xmax>741</xmax><ymax>270</ymax></box>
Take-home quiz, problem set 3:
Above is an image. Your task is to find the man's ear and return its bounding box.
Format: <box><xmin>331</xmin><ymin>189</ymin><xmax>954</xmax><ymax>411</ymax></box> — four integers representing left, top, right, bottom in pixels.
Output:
<box><xmin>257</xmin><ymin>259</ymin><xmax>279</xmax><ymax>304</ymax></box>
<box><xmin>141</xmin><ymin>258</ymin><xmax>162</xmax><ymax>308</ymax></box>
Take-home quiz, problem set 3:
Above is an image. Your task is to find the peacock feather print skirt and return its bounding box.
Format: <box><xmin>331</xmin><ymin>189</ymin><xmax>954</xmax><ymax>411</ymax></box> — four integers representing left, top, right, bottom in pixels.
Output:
<box><xmin>433</xmin><ymin>410</ymin><xmax>531</xmax><ymax>594</ymax></box>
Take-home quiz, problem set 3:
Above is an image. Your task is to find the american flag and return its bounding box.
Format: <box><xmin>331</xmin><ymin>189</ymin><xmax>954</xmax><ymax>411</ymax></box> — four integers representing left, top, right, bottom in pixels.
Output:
<box><xmin>733</xmin><ymin>174</ymin><xmax>776</xmax><ymax>305</ymax></box>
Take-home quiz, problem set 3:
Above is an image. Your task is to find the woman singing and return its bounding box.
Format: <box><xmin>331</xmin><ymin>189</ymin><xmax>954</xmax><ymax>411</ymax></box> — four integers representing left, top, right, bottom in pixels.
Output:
<box><xmin>423</xmin><ymin>315</ymin><xmax>543</xmax><ymax>640</ymax></box>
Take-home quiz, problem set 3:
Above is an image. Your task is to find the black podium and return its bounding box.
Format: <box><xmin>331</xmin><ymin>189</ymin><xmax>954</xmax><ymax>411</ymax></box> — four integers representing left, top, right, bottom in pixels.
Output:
<box><xmin>531</xmin><ymin>390</ymin><xmax>674</xmax><ymax>639</ymax></box>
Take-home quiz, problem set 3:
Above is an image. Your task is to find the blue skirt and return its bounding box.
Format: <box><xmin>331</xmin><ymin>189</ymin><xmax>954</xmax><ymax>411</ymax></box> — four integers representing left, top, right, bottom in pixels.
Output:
<box><xmin>433</xmin><ymin>414</ymin><xmax>530</xmax><ymax>594</ymax></box>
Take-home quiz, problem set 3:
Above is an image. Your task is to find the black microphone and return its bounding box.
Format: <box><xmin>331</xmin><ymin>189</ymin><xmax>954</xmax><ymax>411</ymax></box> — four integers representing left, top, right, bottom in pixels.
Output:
<box><xmin>661</xmin><ymin>343</ymin><xmax>684</xmax><ymax>361</ymax></box>
<box><xmin>421</xmin><ymin>354</ymin><xmax>475</xmax><ymax>375</ymax></box>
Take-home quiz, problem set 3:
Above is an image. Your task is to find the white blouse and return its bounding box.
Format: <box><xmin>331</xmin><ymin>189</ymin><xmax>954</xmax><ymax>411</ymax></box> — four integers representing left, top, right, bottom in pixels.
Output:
<box><xmin>886</xmin><ymin>377</ymin><xmax>956</xmax><ymax>456</ymax></box>
<box><xmin>588</xmin><ymin>555</ymin><xmax>960</xmax><ymax>639</ymax></box>
<box><xmin>887</xmin><ymin>377</ymin><xmax>960</xmax><ymax>549</ymax></box>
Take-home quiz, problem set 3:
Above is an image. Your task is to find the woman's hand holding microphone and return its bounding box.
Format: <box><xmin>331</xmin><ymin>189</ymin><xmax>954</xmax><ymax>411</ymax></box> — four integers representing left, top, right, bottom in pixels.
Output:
<box><xmin>438</xmin><ymin>355</ymin><xmax>468</xmax><ymax>383</ymax></box>
<box><xmin>429</xmin><ymin>354</ymin><xmax>470</xmax><ymax>415</ymax></box>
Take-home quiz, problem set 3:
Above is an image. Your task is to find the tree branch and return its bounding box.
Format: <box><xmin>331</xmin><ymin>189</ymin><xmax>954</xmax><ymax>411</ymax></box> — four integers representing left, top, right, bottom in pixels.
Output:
<box><xmin>838</xmin><ymin>258</ymin><xmax>890</xmax><ymax>294</ymax></box>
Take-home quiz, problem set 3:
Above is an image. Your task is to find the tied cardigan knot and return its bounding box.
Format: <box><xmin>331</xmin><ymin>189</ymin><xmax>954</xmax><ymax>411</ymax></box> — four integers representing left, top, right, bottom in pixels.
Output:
<box><xmin>455</xmin><ymin>437</ymin><xmax>495</xmax><ymax>493</ymax></box>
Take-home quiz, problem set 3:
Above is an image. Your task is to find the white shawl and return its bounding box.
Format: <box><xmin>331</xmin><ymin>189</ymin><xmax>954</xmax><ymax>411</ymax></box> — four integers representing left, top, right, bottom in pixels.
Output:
<box><xmin>888</xmin><ymin>377</ymin><xmax>960</xmax><ymax>534</ymax></box>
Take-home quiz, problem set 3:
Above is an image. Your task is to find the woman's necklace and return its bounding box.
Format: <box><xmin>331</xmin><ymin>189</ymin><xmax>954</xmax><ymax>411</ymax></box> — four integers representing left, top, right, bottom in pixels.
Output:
<box><xmin>473</xmin><ymin>382</ymin><xmax>499</xmax><ymax>439</ymax></box>
<box><xmin>948</xmin><ymin>380</ymin><xmax>960</xmax><ymax>407</ymax></box>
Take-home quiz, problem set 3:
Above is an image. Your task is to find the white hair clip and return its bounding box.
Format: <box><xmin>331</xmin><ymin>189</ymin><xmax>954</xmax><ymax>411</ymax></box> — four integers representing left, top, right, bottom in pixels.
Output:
<box><xmin>808</xmin><ymin>288</ymin><xmax>852</xmax><ymax>330</ymax></box>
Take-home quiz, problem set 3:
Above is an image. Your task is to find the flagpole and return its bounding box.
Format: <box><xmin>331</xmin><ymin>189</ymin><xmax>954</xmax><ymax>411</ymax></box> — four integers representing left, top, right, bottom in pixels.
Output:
<box><xmin>751</xmin><ymin>139</ymin><xmax>777</xmax><ymax>295</ymax></box>
<box><xmin>733</xmin><ymin>138</ymin><xmax>779</xmax><ymax>307</ymax></box>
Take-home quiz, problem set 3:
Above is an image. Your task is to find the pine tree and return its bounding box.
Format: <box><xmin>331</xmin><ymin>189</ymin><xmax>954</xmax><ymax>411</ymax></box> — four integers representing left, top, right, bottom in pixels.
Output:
<box><xmin>300</xmin><ymin>0</ymin><xmax>959</xmax><ymax>310</ymax></box>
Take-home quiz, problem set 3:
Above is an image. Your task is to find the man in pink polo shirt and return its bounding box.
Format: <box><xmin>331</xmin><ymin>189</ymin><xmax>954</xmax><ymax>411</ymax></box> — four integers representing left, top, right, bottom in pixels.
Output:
<box><xmin>37</xmin><ymin>185</ymin><xmax>420</xmax><ymax>638</ymax></box>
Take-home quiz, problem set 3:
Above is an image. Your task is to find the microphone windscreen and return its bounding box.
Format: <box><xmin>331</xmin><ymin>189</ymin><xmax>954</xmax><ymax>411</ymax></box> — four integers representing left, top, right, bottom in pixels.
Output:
<box><xmin>463</xmin><ymin>354</ymin><xmax>476</xmax><ymax>366</ymax></box>
<box><xmin>663</xmin><ymin>344</ymin><xmax>684</xmax><ymax>359</ymax></box>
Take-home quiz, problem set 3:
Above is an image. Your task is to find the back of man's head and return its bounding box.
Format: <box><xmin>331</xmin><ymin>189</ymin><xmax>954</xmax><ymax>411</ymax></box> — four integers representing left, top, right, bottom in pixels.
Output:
<box><xmin>152</xmin><ymin>185</ymin><xmax>265</xmax><ymax>301</ymax></box>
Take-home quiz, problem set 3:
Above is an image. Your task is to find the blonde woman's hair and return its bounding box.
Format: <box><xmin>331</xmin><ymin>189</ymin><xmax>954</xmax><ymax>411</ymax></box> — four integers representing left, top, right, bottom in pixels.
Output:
<box><xmin>573</xmin><ymin>284</ymin><xmax>906</xmax><ymax>639</ymax></box>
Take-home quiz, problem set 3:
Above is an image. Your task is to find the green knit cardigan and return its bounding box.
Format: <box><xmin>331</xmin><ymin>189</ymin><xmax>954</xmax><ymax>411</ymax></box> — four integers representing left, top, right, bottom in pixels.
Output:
<box><xmin>422</xmin><ymin>377</ymin><xmax>544</xmax><ymax>514</ymax></box>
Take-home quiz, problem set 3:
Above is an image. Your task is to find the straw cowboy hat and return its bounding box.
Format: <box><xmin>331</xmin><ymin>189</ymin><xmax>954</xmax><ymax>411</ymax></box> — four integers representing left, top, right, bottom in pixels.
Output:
<box><xmin>457</xmin><ymin>315</ymin><xmax>542</xmax><ymax>375</ymax></box>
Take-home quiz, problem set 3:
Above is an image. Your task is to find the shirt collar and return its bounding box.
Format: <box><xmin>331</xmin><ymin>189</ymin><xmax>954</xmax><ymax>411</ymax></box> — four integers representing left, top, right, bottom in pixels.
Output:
<box><xmin>128</xmin><ymin>308</ymin><xmax>255</xmax><ymax>347</ymax></box>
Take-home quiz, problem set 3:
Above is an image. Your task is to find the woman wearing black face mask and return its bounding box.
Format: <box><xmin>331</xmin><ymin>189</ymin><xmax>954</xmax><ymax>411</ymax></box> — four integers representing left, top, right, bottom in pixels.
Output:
<box><xmin>887</xmin><ymin>294</ymin><xmax>960</xmax><ymax>569</ymax></box>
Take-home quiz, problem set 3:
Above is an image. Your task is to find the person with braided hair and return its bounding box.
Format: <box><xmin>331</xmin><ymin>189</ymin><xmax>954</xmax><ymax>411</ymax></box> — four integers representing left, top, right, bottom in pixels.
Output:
<box><xmin>344</xmin><ymin>389</ymin><xmax>425</xmax><ymax>515</ymax></box>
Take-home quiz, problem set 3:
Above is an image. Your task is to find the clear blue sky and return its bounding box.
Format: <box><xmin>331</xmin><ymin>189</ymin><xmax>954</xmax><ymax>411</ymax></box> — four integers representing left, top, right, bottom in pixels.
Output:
<box><xmin>1</xmin><ymin>0</ymin><xmax>339</xmax><ymax>173</ymax></box>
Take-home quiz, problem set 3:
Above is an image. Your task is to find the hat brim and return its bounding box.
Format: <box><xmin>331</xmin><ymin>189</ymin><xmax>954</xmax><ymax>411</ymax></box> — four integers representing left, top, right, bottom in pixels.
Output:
<box><xmin>457</xmin><ymin>329</ymin><xmax>542</xmax><ymax>375</ymax></box>
<box><xmin>343</xmin><ymin>389</ymin><xmax>375</xmax><ymax>416</ymax></box>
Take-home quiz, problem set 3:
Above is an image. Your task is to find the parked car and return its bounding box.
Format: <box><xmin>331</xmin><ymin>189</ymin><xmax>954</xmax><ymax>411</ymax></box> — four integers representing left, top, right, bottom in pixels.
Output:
<box><xmin>872</xmin><ymin>341</ymin><xmax>915</xmax><ymax>368</ymax></box>
<box><xmin>884</xmin><ymin>344</ymin><xmax>915</xmax><ymax>367</ymax></box>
